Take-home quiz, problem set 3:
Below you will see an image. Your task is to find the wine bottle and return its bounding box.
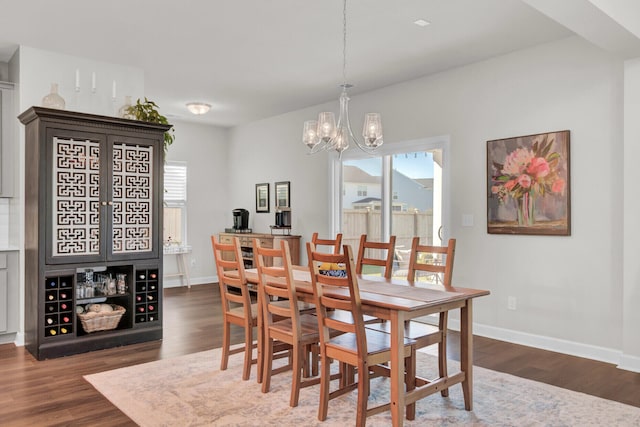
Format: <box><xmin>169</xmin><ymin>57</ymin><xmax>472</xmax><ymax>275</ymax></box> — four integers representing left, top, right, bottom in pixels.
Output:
<box><xmin>60</xmin><ymin>292</ymin><xmax>67</xmax><ymax>299</ymax></box>
<box><xmin>136</xmin><ymin>295</ymin><xmax>142</xmax><ymax>302</ymax></box>
<box><xmin>147</xmin><ymin>295</ymin><xmax>154</xmax><ymax>301</ymax></box>
<box><xmin>48</xmin><ymin>294</ymin><xmax>55</xmax><ymax>301</ymax></box>
<box><xmin>49</xmin><ymin>281</ymin><xmax>56</xmax><ymax>288</ymax></box>
<box><xmin>138</xmin><ymin>306</ymin><xmax>145</xmax><ymax>313</ymax></box>
<box><xmin>47</xmin><ymin>305</ymin><xmax>55</xmax><ymax>312</ymax></box>
<box><xmin>49</xmin><ymin>329</ymin><xmax>57</xmax><ymax>336</ymax></box>
<box><xmin>46</xmin><ymin>317</ymin><xmax>54</xmax><ymax>325</ymax></box>
<box><xmin>62</xmin><ymin>316</ymin><xmax>70</xmax><ymax>323</ymax></box>
<box><xmin>149</xmin><ymin>316</ymin><xmax>155</xmax><ymax>321</ymax></box>
<box><xmin>150</xmin><ymin>285</ymin><xmax>156</xmax><ymax>290</ymax></box>
<box><xmin>60</xmin><ymin>303</ymin><xmax>68</xmax><ymax>310</ymax></box>
<box><xmin>148</xmin><ymin>305</ymin><xmax>154</xmax><ymax>311</ymax></box>
<box><xmin>60</xmin><ymin>327</ymin><xmax>68</xmax><ymax>334</ymax></box>
<box><xmin>139</xmin><ymin>274</ymin><xmax>146</xmax><ymax>280</ymax></box>
<box><xmin>150</xmin><ymin>273</ymin><xmax>157</xmax><ymax>279</ymax></box>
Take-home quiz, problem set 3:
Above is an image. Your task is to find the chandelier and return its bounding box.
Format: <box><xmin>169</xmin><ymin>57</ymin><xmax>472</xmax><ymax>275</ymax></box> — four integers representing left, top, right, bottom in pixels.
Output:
<box><xmin>302</xmin><ymin>0</ymin><xmax>383</xmax><ymax>157</ymax></box>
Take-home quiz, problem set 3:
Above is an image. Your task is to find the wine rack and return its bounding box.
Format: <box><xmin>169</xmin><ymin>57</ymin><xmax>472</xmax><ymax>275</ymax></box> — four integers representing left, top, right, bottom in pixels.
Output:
<box><xmin>43</xmin><ymin>275</ymin><xmax>74</xmax><ymax>337</ymax></box>
<box><xmin>135</xmin><ymin>268</ymin><xmax>160</xmax><ymax>324</ymax></box>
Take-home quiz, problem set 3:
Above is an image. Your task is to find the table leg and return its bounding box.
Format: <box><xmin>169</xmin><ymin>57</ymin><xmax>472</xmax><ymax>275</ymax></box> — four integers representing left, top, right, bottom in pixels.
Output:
<box><xmin>460</xmin><ymin>299</ymin><xmax>473</xmax><ymax>410</ymax></box>
<box><xmin>390</xmin><ymin>310</ymin><xmax>405</xmax><ymax>427</ymax></box>
<box><xmin>178</xmin><ymin>253</ymin><xmax>192</xmax><ymax>288</ymax></box>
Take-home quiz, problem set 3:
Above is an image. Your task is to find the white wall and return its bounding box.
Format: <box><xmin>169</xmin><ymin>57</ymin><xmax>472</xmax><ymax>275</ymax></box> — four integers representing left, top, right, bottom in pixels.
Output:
<box><xmin>17</xmin><ymin>46</ymin><xmax>144</xmax><ymax>116</ymax></box>
<box><xmin>163</xmin><ymin>119</ymin><xmax>229</xmax><ymax>286</ymax></box>
<box><xmin>228</xmin><ymin>36</ymin><xmax>638</xmax><ymax>368</ymax></box>
<box><xmin>622</xmin><ymin>58</ymin><xmax>640</xmax><ymax>370</ymax></box>
<box><xmin>228</xmin><ymin>109</ymin><xmax>334</xmax><ymax>247</ymax></box>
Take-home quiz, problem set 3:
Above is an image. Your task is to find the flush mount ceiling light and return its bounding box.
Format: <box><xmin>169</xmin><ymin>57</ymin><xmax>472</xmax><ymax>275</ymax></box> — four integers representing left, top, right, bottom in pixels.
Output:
<box><xmin>186</xmin><ymin>102</ymin><xmax>211</xmax><ymax>115</ymax></box>
<box><xmin>302</xmin><ymin>0</ymin><xmax>383</xmax><ymax>158</ymax></box>
<box><xmin>413</xmin><ymin>19</ymin><xmax>431</xmax><ymax>27</ymax></box>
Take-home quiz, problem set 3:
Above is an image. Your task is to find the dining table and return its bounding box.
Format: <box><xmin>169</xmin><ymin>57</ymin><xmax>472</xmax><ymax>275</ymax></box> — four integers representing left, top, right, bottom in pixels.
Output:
<box><xmin>236</xmin><ymin>265</ymin><xmax>490</xmax><ymax>427</ymax></box>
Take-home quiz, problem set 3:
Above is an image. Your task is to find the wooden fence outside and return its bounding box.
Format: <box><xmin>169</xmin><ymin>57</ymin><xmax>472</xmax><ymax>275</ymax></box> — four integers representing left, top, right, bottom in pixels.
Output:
<box><xmin>342</xmin><ymin>209</ymin><xmax>434</xmax><ymax>251</ymax></box>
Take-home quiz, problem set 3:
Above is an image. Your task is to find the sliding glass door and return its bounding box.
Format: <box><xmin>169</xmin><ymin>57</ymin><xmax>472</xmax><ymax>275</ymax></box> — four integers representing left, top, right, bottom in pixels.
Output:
<box><xmin>334</xmin><ymin>136</ymin><xmax>449</xmax><ymax>277</ymax></box>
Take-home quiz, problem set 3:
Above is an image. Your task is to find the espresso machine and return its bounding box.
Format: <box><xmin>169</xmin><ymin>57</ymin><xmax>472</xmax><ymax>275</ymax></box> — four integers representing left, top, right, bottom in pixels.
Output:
<box><xmin>232</xmin><ymin>208</ymin><xmax>250</xmax><ymax>231</ymax></box>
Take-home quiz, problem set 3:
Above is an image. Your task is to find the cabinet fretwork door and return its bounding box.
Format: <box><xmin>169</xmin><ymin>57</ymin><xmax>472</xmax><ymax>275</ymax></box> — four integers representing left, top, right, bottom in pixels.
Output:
<box><xmin>111</xmin><ymin>142</ymin><xmax>154</xmax><ymax>255</ymax></box>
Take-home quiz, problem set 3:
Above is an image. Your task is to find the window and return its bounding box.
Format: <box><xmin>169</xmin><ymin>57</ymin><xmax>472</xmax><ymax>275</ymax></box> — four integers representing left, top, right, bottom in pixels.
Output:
<box><xmin>357</xmin><ymin>185</ymin><xmax>368</xmax><ymax>197</ymax></box>
<box><xmin>163</xmin><ymin>161</ymin><xmax>187</xmax><ymax>245</ymax></box>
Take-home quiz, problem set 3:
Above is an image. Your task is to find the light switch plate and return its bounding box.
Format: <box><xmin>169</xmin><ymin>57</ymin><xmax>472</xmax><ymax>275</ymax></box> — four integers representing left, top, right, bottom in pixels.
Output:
<box><xmin>462</xmin><ymin>214</ymin><xmax>474</xmax><ymax>227</ymax></box>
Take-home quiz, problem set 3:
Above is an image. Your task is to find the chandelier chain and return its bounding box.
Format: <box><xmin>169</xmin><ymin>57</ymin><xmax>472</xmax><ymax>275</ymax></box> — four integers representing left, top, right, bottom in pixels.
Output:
<box><xmin>301</xmin><ymin>0</ymin><xmax>383</xmax><ymax>156</ymax></box>
<box><xmin>342</xmin><ymin>0</ymin><xmax>347</xmax><ymax>86</ymax></box>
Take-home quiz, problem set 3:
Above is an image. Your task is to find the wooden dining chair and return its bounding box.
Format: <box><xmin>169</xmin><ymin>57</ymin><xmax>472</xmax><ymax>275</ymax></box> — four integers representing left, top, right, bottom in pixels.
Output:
<box><xmin>367</xmin><ymin>237</ymin><xmax>456</xmax><ymax>396</ymax></box>
<box><xmin>311</xmin><ymin>232</ymin><xmax>343</xmax><ymax>254</ymax></box>
<box><xmin>307</xmin><ymin>242</ymin><xmax>416</xmax><ymax>426</ymax></box>
<box><xmin>211</xmin><ymin>235</ymin><xmax>261</xmax><ymax>382</ymax></box>
<box><xmin>254</xmin><ymin>239</ymin><xmax>322</xmax><ymax>407</ymax></box>
<box><xmin>356</xmin><ymin>234</ymin><xmax>397</xmax><ymax>279</ymax></box>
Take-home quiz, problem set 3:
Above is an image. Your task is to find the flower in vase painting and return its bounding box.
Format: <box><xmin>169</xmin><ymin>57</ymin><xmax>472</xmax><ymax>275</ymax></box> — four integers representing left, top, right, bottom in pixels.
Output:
<box><xmin>490</xmin><ymin>134</ymin><xmax>566</xmax><ymax>226</ymax></box>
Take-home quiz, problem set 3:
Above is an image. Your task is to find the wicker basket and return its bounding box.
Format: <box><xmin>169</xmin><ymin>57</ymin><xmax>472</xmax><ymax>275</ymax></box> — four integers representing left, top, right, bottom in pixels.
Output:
<box><xmin>78</xmin><ymin>304</ymin><xmax>126</xmax><ymax>333</ymax></box>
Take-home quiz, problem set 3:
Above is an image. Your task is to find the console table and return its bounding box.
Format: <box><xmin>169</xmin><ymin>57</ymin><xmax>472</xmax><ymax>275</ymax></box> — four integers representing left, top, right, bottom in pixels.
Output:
<box><xmin>218</xmin><ymin>232</ymin><xmax>301</xmax><ymax>268</ymax></box>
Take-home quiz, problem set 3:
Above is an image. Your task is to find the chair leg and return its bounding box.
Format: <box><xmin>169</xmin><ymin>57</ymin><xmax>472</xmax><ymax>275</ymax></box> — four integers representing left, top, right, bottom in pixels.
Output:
<box><xmin>220</xmin><ymin>320</ymin><xmax>230</xmax><ymax>371</ymax></box>
<box><xmin>355</xmin><ymin>361</ymin><xmax>369</xmax><ymax>427</ymax></box>
<box><xmin>262</xmin><ymin>338</ymin><xmax>273</xmax><ymax>394</ymax></box>
<box><xmin>405</xmin><ymin>347</ymin><xmax>417</xmax><ymax>420</ymax></box>
<box><xmin>439</xmin><ymin>312</ymin><xmax>449</xmax><ymax>397</ymax></box>
<box><xmin>257</xmin><ymin>321</ymin><xmax>263</xmax><ymax>384</ymax></box>
<box><xmin>290</xmin><ymin>344</ymin><xmax>303</xmax><ymax>407</ymax></box>
<box><xmin>242</xmin><ymin>322</ymin><xmax>253</xmax><ymax>381</ymax></box>
<box><xmin>317</xmin><ymin>354</ymin><xmax>331</xmax><ymax>421</ymax></box>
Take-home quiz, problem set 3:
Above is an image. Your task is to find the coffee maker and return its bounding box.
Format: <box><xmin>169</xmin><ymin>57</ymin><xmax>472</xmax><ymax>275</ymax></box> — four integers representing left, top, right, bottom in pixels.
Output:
<box><xmin>232</xmin><ymin>208</ymin><xmax>249</xmax><ymax>230</ymax></box>
<box><xmin>275</xmin><ymin>207</ymin><xmax>291</xmax><ymax>227</ymax></box>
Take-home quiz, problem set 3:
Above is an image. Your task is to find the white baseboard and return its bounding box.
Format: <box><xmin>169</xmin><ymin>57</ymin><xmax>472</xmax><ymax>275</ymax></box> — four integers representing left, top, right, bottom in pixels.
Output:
<box><xmin>0</xmin><ymin>332</ymin><xmax>17</xmax><ymax>345</ymax></box>
<box><xmin>618</xmin><ymin>353</ymin><xmax>640</xmax><ymax>373</ymax></box>
<box><xmin>449</xmin><ymin>319</ymin><xmax>639</xmax><ymax>372</ymax></box>
<box><xmin>14</xmin><ymin>331</ymin><xmax>24</xmax><ymax>346</ymax></box>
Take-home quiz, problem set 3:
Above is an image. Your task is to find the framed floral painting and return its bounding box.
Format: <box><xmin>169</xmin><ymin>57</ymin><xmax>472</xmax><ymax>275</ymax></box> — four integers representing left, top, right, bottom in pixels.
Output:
<box><xmin>487</xmin><ymin>130</ymin><xmax>570</xmax><ymax>236</ymax></box>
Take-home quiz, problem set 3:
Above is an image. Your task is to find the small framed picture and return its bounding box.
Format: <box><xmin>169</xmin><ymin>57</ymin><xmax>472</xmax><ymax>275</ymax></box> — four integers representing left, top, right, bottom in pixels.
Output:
<box><xmin>275</xmin><ymin>181</ymin><xmax>290</xmax><ymax>209</ymax></box>
<box><xmin>255</xmin><ymin>183</ymin><xmax>270</xmax><ymax>213</ymax></box>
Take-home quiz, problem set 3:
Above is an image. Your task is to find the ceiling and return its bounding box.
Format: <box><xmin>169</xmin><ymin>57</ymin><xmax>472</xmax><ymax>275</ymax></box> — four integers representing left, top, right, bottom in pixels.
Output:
<box><xmin>0</xmin><ymin>1</ymin><xmax>586</xmax><ymax>127</ymax></box>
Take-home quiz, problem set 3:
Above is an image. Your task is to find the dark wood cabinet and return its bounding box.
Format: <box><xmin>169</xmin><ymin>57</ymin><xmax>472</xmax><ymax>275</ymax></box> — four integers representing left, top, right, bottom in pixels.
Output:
<box><xmin>20</xmin><ymin>107</ymin><xmax>169</xmax><ymax>359</ymax></box>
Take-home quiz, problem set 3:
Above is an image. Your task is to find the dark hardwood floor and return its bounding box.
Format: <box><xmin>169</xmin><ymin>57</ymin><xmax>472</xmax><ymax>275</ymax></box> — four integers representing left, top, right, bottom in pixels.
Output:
<box><xmin>1</xmin><ymin>283</ymin><xmax>638</xmax><ymax>426</ymax></box>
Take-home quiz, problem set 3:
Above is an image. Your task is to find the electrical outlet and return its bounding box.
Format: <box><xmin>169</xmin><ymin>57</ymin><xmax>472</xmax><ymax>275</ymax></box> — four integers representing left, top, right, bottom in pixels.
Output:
<box><xmin>507</xmin><ymin>296</ymin><xmax>517</xmax><ymax>310</ymax></box>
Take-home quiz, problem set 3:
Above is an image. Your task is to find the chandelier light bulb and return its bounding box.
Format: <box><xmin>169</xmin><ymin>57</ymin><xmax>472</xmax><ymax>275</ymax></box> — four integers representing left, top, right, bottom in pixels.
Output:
<box><xmin>362</xmin><ymin>113</ymin><xmax>383</xmax><ymax>147</ymax></box>
<box><xmin>303</xmin><ymin>120</ymin><xmax>320</xmax><ymax>148</ymax></box>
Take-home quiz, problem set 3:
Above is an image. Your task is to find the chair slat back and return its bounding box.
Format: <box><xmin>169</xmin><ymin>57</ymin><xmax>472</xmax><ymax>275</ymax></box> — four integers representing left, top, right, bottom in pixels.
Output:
<box><xmin>255</xmin><ymin>239</ymin><xmax>302</xmax><ymax>335</ymax></box>
<box><xmin>211</xmin><ymin>235</ymin><xmax>252</xmax><ymax>314</ymax></box>
<box><xmin>407</xmin><ymin>237</ymin><xmax>456</xmax><ymax>287</ymax></box>
<box><xmin>307</xmin><ymin>243</ymin><xmax>367</xmax><ymax>355</ymax></box>
<box><xmin>311</xmin><ymin>232</ymin><xmax>343</xmax><ymax>254</ymax></box>
<box><xmin>356</xmin><ymin>234</ymin><xmax>397</xmax><ymax>279</ymax></box>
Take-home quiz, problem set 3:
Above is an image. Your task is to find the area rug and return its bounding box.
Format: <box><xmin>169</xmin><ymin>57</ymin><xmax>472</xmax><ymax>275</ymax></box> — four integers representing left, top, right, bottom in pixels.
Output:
<box><xmin>85</xmin><ymin>346</ymin><xmax>640</xmax><ymax>426</ymax></box>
